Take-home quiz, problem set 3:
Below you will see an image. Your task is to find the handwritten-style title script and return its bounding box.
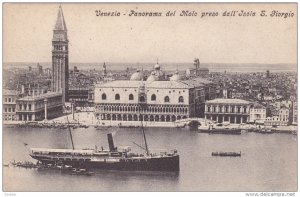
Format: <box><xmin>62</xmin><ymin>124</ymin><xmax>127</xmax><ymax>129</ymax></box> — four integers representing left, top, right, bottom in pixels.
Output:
<box><xmin>95</xmin><ymin>9</ymin><xmax>294</xmax><ymax>19</ymax></box>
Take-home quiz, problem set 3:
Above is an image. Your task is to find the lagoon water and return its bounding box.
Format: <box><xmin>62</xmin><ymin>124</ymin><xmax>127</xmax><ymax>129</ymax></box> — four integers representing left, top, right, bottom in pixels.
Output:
<box><xmin>3</xmin><ymin>126</ymin><xmax>297</xmax><ymax>192</ymax></box>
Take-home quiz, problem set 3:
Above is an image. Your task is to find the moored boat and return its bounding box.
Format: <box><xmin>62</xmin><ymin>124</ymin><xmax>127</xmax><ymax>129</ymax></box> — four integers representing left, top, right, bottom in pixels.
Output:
<box><xmin>212</xmin><ymin>151</ymin><xmax>241</xmax><ymax>157</ymax></box>
<box><xmin>198</xmin><ymin>122</ymin><xmax>241</xmax><ymax>135</ymax></box>
<box><xmin>29</xmin><ymin>113</ymin><xmax>179</xmax><ymax>172</ymax></box>
<box><xmin>29</xmin><ymin>133</ymin><xmax>179</xmax><ymax>172</ymax></box>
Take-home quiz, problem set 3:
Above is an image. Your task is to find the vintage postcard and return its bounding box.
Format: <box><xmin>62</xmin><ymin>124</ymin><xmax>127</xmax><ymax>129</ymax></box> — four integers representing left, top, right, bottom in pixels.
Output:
<box><xmin>2</xmin><ymin>3</ymin><xmax>297</xmax><ymax>193</ymax></box>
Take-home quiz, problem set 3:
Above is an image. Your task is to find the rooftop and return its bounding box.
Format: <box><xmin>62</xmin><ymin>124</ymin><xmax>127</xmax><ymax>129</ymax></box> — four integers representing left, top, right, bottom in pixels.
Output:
<box><xmin>96</xmin><ymin>80</ymin><xmax>193</xmax><ymax>89</ymax></box>
<box><xmin>250</xmin><ymin>102</ymin><xmax>266</xmax><ymax>109</ymax></box>
<box><xmin>54</xmin><ymin>5</ymin><xmax>67</xmax><ymax>31</ymax></box>
<box><xmin>18</xmin><ymin>92</ymin><xmax>62</xmax><ymax>101</ymax></box>
<box><xmin>3</xmin><ymin>89</ymin><xmax>19</xmax><ymax>96</ymax></box>
<box><xmin>181</xmin><ymin>77</ymin><xmax>213</xmax><ymax>87</ymax></box>
<box><xmin>206</xmin><ymin>98</ymin><xmax>250</xmax><ymax>104</ymax></box>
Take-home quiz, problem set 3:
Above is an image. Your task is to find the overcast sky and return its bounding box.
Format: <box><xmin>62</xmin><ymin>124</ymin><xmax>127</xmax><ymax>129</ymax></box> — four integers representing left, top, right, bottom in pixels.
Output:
<box><xmin>3</xmin><ymin>3</ymin><xmax>297</xmax><ymax>64</ymax></box>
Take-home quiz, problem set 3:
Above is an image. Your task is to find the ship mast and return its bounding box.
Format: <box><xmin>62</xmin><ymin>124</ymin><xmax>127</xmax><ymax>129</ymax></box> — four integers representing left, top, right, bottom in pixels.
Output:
<box><xmin>138</xmin><ymin>101</ymin><xmax>149</xmax><ymax>156</ymax></box>
<box><xmin>141</xmin><ymin>120</ymin><xmax>149</xmax><ymax>156</ymax></box>
<box><xmin>66</xmin><ymin>115</ymin><xmax>75</xmax><ymax>150</ymax></box>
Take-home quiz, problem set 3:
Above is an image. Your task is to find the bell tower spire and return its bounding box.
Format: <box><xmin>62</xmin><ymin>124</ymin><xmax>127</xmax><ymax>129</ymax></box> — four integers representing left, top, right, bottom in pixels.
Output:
<box><xmin>52</xmin><ymin>5</ymin><xmax>69</xmax><ymax>103</ymax></box>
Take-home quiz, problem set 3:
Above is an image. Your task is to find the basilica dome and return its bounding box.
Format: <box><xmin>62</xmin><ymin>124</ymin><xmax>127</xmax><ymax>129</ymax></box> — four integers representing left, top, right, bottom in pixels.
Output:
<box><xmin>130</xmin><ymin>69</ymin><xmax>143</xmax><ymax>81</ymax></box>
<box><xmin>146</xmin><ymin>72</ymin><xmax>158</xmax><ymax>82</ymax></box>
<box><xmin>170</xmin><ymin>70</ymin><xmax>181</xmax><ymax>81</ymax></box>
<box><xmin>154</xmin><ymin>63</ymin><xmax>160</xmax><ymax>70</ymax></box>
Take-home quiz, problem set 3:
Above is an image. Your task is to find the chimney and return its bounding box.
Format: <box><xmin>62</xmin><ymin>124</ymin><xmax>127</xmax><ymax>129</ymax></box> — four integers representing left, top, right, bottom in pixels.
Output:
<box><xmin>107</xmin><ymin>133</ymin><xmax>115</xmax><ymax>152</ymax></box>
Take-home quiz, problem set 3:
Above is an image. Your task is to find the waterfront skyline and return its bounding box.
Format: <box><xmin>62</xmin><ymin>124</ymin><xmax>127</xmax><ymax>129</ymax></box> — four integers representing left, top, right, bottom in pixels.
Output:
<box><xmin>3</xmin><ymin>3</ymin><xmax>297</xmax><ymax>64</ymax></box>
<box><xmin>3</xmin><ymin>3</ymin><xmax>297</xmax><ymax>193</ymax></box>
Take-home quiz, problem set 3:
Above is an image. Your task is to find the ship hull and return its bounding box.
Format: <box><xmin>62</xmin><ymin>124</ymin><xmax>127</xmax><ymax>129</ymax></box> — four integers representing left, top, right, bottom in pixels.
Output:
<box><xmin>30</xmin><ymin>155</ymin><xmax>179</xmax><ymax>172</ymax></box>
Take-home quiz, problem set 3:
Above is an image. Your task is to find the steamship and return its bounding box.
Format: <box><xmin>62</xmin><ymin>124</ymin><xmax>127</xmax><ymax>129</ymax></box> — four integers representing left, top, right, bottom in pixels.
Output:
<box><xmin>29</xmin><ymin>120</ymin><xmax>179</xmax><ymax>171</ymax></box>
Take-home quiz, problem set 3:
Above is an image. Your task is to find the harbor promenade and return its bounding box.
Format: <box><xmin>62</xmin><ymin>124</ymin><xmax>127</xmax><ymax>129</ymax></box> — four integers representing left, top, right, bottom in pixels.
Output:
<box><xmin>3</xmin><ymin>112</ymin><xmax>297</xmax><ymax>133</ymax></box>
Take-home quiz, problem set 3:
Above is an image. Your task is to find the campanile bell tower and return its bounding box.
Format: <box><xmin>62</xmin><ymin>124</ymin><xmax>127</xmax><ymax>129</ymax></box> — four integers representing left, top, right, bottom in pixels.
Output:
<box><xmin>52</xmin><ymin>5</ymin><xmax>69</xmax><ymax>103</ymax></box>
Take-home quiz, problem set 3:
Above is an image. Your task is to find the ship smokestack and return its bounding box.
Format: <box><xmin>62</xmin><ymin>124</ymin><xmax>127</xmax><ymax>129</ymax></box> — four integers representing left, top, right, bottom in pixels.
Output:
<box><xmin>107</xmin><ymin>133</ymin><xmax>115</xmax><ymax>152</ymax></box>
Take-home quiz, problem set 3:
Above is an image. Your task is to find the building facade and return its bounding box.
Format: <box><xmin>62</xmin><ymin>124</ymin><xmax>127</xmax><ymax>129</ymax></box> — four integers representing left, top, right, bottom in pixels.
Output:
<box><xmin>249</xmin><ymin>103</ymin><xmax>266</xmax><ymax>123</ymax></box>
<box><xmin>94</xmin><ymin>80</ymin><xmax>194</xmax><ymax>122</ymax></box>
<box><xmin>94</xmin><ymin>61</ymin><xmax>217</xmax><ymax>123</ymax></box>
<box><xmin>68</xmin><ymin>88</ymin><xmax>89</xmax><ymax>107</ymax></box>
<box><xmin>264</xmin><ymin>106</ymin><xmax>290</xmax><ymax>126</ymax></box>
<box><xmin>52</xmin><ymin>5</ymin><xmax>69</xmax><ymax>103</ymax></box>
<box><xmin>205</xmin><ymin>98</ymin><xmax>250</xmax><ymax>124</ymax></box>
<box><xmin>16</xmin><ymin>92</ymin><xmax>63</xmax><ymax>121</ymax></box>
<box><xmin>3</xmin><ymin>89</ymin><xmax>19</xmax><ymax>121</ymax></box>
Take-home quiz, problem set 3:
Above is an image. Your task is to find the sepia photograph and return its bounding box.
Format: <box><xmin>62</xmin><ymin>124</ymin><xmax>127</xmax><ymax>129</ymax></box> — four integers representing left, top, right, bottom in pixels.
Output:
<box><xmin>2</xmin><ymin>2</ymin><xmax>297</xmax><ymax>193</ymax></box>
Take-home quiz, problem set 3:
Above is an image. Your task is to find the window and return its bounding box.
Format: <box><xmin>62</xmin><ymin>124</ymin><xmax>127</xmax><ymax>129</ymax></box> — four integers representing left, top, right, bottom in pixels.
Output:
<box><xmin>12</xmin><ymin>108</ymin><xmax>15</xmax><ymax>112</ymax></box>
<box><xmin>4</xmin><ymin>108</ymin><xmax>7</xmax><ymax>112</ymax></box>
<box><xmin>178</xmin><ymin>96</ymin><xmax>184</xmax><ymax>103</ymax></box>
<box><xmin>102</xmin><ymin>93</ymin><xmax>107</xmax><ymax>100</ymax></box>
<box><xmin>219</xmin><ymin>106</ymin><xmax>222</xmax><ymax>112</ymax></box>
<box><xmin>129</xmin><ymin>94</ymin><xmax>134</xmax><ymax>100</ymax></box>
<box><xmin>151</xmin><ymin>94</ymin><xmax>156</xmax><ymax>101</ymax></box>
<box><xmin>164</xmin><ymin>96</ymin><xmax>170</xmax><ymax>103</ymax></box>
<box><xmin>115</xmin><ymin>94</ymin><xmax>120</xmax><ymax>100</ymax></box>
<box><xmin>5</xmin><ymin>98</ymin><xmax>7</xmax><ymax>102</ymax></box>
<box><xmin>8</xmin><ymin>98</ymin><xmax>11</xmax><ymax>102</ymax></box>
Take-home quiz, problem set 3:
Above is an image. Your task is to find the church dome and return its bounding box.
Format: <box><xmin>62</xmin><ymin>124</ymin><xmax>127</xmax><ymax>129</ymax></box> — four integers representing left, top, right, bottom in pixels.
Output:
<box><xmin>170</xmin><ymin>70</ymin><xmax>181</xmax><ymax>81</ymax></box>
<box><xmin>147</xmin><ymin>72</ymin><xmax>158</xmax><ymax>82</ymax></box>
<box><xmin>130</xmin><ymin>69</ymin><xmax>143</xmax><ymax>81</ymax></box>
<box><xmin>154</xmin><ymin>63</ymin><xmax>160</xmax><ymax>70</ymax></box>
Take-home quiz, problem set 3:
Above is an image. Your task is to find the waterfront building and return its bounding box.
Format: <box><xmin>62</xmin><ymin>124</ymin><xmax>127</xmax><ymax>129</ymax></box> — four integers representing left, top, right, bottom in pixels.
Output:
<box><xmin>249</xmin><ymin>103</ymin><xmax>266</xmax><ymax>123</ymax></box>
<box><xmin>3</xmin><ymin>89</ymin><xmax>19</xmax><ymax>121</ymax></box>
<box><xmin>16</xmin><ymin>92</ymin><xmax>63</xmax><ymax>121</ymax></box>
<box><xmin>204</xmin><ymin>98</ymin><xmax>250</xmax><ymax>124</ymax></box>
<box><xmin>68</xmin><ymin>88</ymin><xmax>89</xmax><ymax>106</ymax></box>
<box><xmin>52</xmin><ymin>5</ymin><xmax>69</xmax><ymax>103</ymax></box>
<box><xmin>181</xmin><ymin>78</ymin><xmax>215</xmax><ymax>117</ymax></box>
<box><xmin>94</xmin><ymin>62</ymin><xmax>216</xmax><ymax>123</ymax></box>
<box><xmin>265</xmin><ymin>116</ymin><xmax>281</xmax><ymax>126</ymax></box>
<box><xmin>278</xmin><ymin>106</ymin><xmax>289</xmax><ymax>124</ymax></box>
<box><xmin>264</xmin><ymin>106</ymin><xmax>290</xmax><ymax>126</ymax></box>
<box><xmin>94</xmin><ymin>80</ymin><xmax>194</xmax><ymax>122</ymax></box>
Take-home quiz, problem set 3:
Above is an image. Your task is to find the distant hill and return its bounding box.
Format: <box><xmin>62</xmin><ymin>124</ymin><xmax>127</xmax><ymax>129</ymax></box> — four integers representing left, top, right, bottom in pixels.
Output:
<box><xmin>3</xmin><ymin>62</ymin><xmax>297</xmax><ymax>73</ymax></box>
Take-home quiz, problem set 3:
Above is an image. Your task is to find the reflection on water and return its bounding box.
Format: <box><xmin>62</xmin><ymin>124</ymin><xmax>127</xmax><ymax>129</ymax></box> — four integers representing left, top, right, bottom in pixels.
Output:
<box><xmin>3</xmin><ymin>126</ymin><xmax>297</xmax><ymax>192</ymax></box>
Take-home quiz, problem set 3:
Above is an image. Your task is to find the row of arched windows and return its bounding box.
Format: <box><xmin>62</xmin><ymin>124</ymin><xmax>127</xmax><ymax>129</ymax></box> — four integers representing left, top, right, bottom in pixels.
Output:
<box><xmin>96</xmin><ymin>113</ymin><xmax>188</xmax><ymax>122</ymax></box>
<box><xmin>101</xmin><ymin>93</ymin><xmax>184</xmax><ymax>103</ymax></box>
<box><xmin>207</xmin><ymin>105</ymin><xmax>248</xmax><ymax>113</ymax></box>
<box><xmin>96</xmin><ymin>105</ymin><xmax>188</xmax><ymax>114</ymax></box>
